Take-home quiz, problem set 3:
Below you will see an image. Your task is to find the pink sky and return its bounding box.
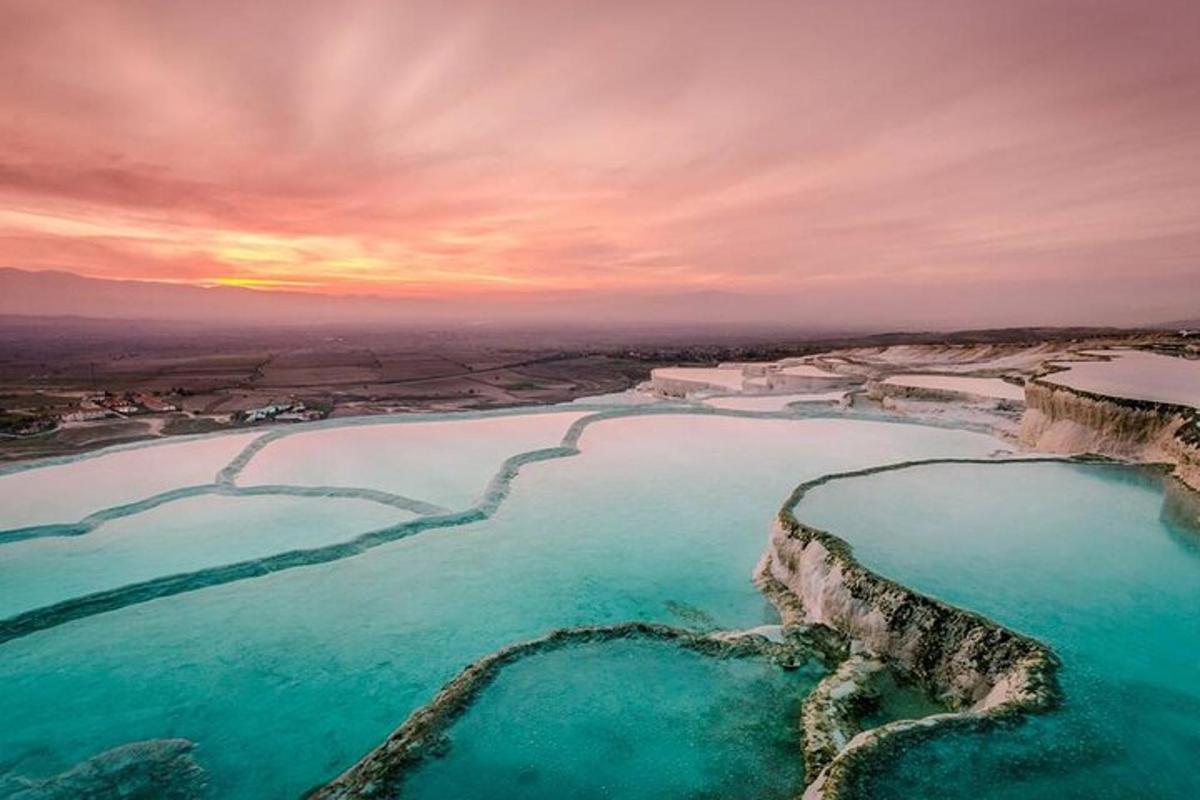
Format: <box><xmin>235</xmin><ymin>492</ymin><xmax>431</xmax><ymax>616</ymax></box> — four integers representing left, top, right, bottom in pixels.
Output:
<box><xmin>1</xmin><ymin>0</ymin><xmax>1198</xmax><ymax>326</ymax></box>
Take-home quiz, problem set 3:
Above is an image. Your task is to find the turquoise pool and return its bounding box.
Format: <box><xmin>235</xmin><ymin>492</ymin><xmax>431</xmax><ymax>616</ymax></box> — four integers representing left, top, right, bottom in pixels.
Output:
<box><xmin>798</xmin><ymin>461</ymin><xmax>1200</xmax><ymax>799</ymax></box>
<box><xmin>0</xmin><ymin>411</ymin><xmax>1000</xmax><ymax>798</ymax></box>
<box><xmin>402</xmin><ymin>639</ymin><xmax>820</xmax><ymax>800</ymax></box>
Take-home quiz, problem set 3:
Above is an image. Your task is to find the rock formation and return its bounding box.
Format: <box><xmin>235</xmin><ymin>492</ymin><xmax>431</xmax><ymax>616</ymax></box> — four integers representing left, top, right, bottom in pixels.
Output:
<box><xmin>0</xmin><ymin>739</ymin><xmax>206</xmax><ymax>800</ymax></box>
<box><xmin>309</xmin><ymin>622</ymin><xmax>840</xmax><ymax>800</ymax></box>
<box><xmin>758</xmin><ymin>461</ymin><xmax>1064</xmax><ymax>800</ymax></box>
<box><xmin>1022</xmin><ymin>380</ymin><xmax>1200</xmax><ymax>491</ymax></box>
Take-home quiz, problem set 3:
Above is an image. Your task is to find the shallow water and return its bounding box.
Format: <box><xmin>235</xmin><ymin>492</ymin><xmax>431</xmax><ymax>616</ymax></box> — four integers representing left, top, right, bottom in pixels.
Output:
<box><xmin>778</xmin><ymin>364</ymin><xmax>841</xmax><ymax>378</ymax></box>
<box><xmin>0</xmin><ymin>494</ymin><xmax>406</xmax><ymax>617</ymax></box>
<box><xmin>234</xmin><ymin>412</ymin><xmax>589</xmax><ymax>509</ymax></box>
<box><xmin>0</xmin><ymin>411</ymin><xmax>1000</xmax><ymax>798</ymax></box>
<box><xmin>798</xmin><ymin>461</ymin><xmax>1200</xmax><ymax>799</ymax></box>
<box><xmin>0</xmin><ymin>432</ymin><xmax>261</xmax><ymax>530</ymax></box>
<box><xmin>402</xmin><ymin>639</ymin><xmax>820</xmax><ymax>800</ymax></box>
<box><xmin>704</xmin><ymin>392</ymin><xmax>845</xmax><ymax>412</ymax></box>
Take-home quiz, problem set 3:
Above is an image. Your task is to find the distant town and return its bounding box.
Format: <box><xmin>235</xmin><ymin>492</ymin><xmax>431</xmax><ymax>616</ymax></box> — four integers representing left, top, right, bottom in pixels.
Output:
<box><xmin>1</xmin><ymin>389</ymin><xmax>327</xmax><ymax>439</ymax></box>
<box><xmin>2</xmin><ymin>317</ymin><xmax>1187</xmax><ymax>463</ymax></box>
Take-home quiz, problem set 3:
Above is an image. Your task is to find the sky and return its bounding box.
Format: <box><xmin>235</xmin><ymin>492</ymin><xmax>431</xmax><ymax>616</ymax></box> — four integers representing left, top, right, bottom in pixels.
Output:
<box><xmin>1</xmin><ymin>0</ymin><xmax>1198</xmax><ymax>328</ymax></box>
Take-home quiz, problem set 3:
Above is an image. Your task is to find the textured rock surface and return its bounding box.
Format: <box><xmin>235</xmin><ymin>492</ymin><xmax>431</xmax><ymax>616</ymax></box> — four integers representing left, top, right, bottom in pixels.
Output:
<box><xmin>759</xmin><ymin>462</ymin><xmax>1063</xmax><ymax>800</ymax></box>
<box><xmin>309</xmin><ymin>622</ymin><xmax>839</xmax><ymax>800</ymax></box>
<box><xmin>760</xmin><ymin>527</ymin><xmax>1056</xmax><ymax>712</ymax></box>
<box><xmin>0</xmin><ymin>739</ymin><xmax>206</xmax><ymax>800</ymax></box>
<box><xmin>800</xmin><ymin>655</ymin><xmax>888</xmax><ymax>777</ymax></box>
<box><xmin>1022</xmin><ymin>380</ymin><xmax>1200</xmax><ymax>490</ymax></box>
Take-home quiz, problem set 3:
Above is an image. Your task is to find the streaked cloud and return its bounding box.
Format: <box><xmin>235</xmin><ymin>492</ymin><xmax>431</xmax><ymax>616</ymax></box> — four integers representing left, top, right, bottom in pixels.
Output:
<box><xmin>0</xmin><ymin>0</ymin><xmax>1197</xmax><ymax>325</ymax></box>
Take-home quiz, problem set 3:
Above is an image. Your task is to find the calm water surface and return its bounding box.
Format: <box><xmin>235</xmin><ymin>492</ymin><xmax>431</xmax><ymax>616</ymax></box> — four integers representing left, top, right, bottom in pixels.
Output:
<box><xmin>800</xmin><ymin>462</ymin><xmax>1200</xmax><ymax>799</ymax></box>
<box><xmin>0</xmin><ymin>413</ymin><xmax>999</xmax><ymax>798</ymax></box>
<box><xmin>403</xmin><ymin>640</ymin><xmax>820</xmax><ymax>800</ymax></box>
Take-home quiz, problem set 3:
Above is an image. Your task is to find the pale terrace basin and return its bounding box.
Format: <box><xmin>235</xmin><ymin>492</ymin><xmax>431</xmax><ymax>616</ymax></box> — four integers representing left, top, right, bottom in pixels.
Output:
<box><xmin>649</xmin><ymin>366</ymin><xmax>748</xmax><ymax>394</ymax></box>
<box><xmin>1042</xmin><ymin>350</ymin><xmax>1200</xmax><ymax>408</ymax></box>
<box><xmin>0</xmin><ymin>493</ymin><xmax>408</xmax><ymax>617</ymax></box>
<box><xmin>0</xmin><ymin>432</ymin><xmax>262</xmax><ymax>532</ymax></box>
<box><xmin>778</xmin><ymin>364</ymin><xmax>843</xmax><ymax>378</ymax></box>
<box><xmin>235</xmin><ymin>411</ymin><xmax>590</xmax><ymax>509</ymax></box>
<box><xmin>0</xmin><ymin>409</ymin><xmax>1001</xmax><ymax>799</ymax></box>
<box><xmin>704</xmin><ymin>392</ymin><xmax>846</xmax><ymax>412</ymax></box>
<box><xmin>651</xmin><ymin>361</ymin><xmax>854</xmax><ymax>397</ymax></box>
<box><xmin>880</xmin><ymin>374</ymin><xmax>1026</xmax><ymax>402</ymax></box>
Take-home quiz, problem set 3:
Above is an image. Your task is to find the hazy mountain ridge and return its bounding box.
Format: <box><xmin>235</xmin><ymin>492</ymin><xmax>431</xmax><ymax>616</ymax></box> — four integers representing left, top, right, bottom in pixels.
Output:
<box><xmin>0</xmin><ymin>267</ymin><xmax>852</xmax><ymax>329</ymax></box>
<box><xmin>0</xmin><ymin>268</ymin><xmax>1190</xmax><ymax>330</ymax></box>
<box><xmin>0</xmin><ymin>267</ymin><xmax>449</xmax><ymax>325</ymax></box>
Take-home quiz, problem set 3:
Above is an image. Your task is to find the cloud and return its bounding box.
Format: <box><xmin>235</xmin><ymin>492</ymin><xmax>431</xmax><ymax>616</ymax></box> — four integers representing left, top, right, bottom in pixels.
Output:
<box><xmin>0</xmin><ymin>0</ymin><xmax>1197</xmax><ymax>326</ymax></box>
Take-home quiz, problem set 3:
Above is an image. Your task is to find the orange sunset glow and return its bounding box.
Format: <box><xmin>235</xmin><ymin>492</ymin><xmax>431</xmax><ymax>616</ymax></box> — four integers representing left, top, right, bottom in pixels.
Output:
<box><xmin>1</xmin><ymin>0</ymin><xmax>1198</xmax><ymax>326</ymax></box>
<box><xmin>4</xmin><ymin>7</ymin><xmax>1200</xmax><ymax>797</ymax></box>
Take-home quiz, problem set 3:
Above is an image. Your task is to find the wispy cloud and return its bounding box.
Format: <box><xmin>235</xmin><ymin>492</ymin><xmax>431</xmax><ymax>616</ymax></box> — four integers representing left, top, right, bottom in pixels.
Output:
<box><xmin>0</xmin><ymin>0</ymin><xmax>1197</xmax><ymax>325</ymax></box>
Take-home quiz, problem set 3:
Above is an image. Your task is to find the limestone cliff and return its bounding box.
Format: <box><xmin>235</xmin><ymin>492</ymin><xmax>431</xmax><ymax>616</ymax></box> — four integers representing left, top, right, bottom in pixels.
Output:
<box><xmin>757</xmin><ymin>467</ymin><xmax>1061</xmax><ymax>800</ymax></box>
<box><xmin>1021</xmin><ymin>380</ymin><xmax>1200</xmax><ymax>490</ymax></box>
<box><xmin>758</xmin><ymin>523</ymin><xmax>1056</xmax><ymax>714</ymax></box>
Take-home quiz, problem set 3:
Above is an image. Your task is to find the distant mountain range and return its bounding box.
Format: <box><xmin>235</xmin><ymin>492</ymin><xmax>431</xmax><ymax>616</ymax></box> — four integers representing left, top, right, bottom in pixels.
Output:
<box><xmin>0</xmin><ymin>267</ymin><xmax>1188</xmax><ymax>331</ymax></box>
<box><xmin>0</xmin><ymin>267</ymin><xmax>841</xmax><ymax>331</ymax></box>
<box><xmin>1158</xmin><ymin>318</ymin><xmax>1200</xmax><ymax>330</ymax></box>
<box><xmin>0</xmin><ymin>267</ymin><xmax>451</xmax><ymax>326</ymax></box>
